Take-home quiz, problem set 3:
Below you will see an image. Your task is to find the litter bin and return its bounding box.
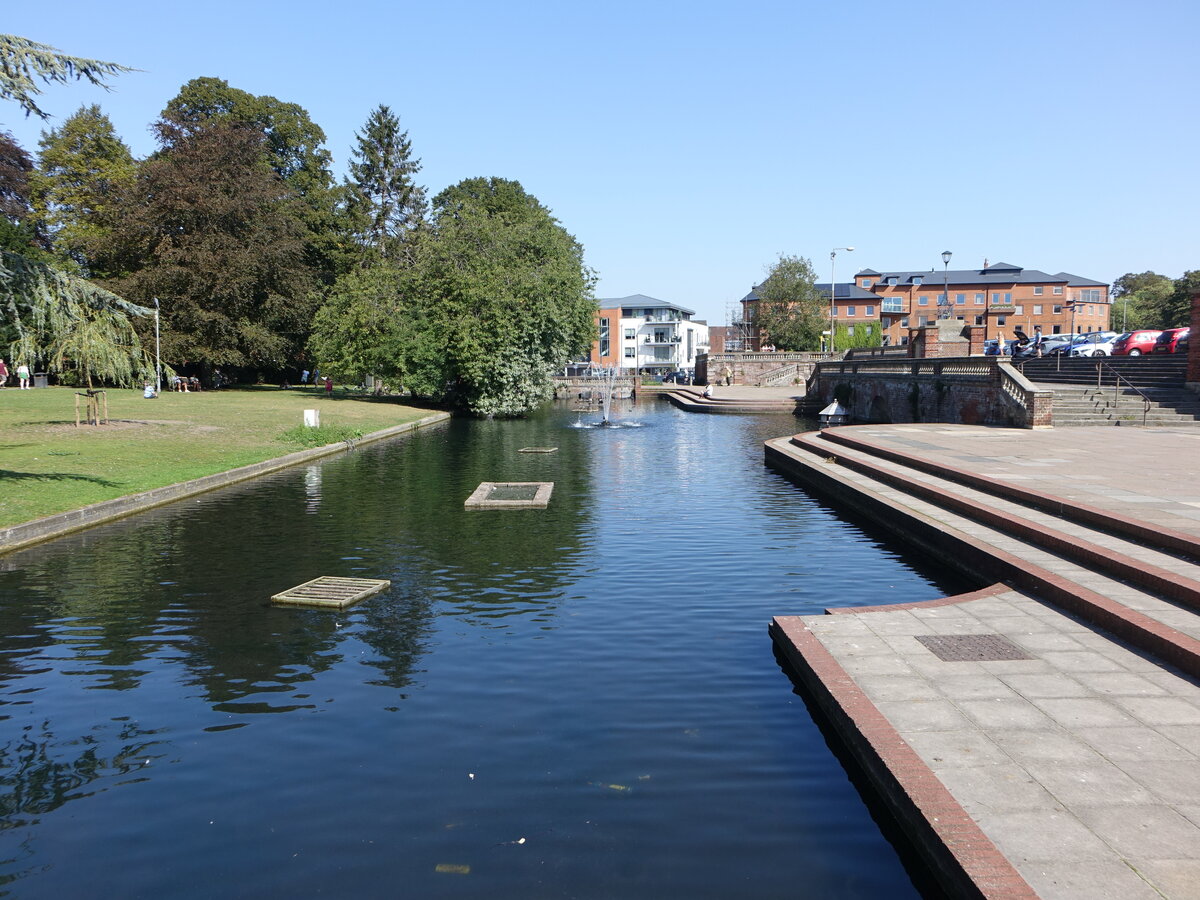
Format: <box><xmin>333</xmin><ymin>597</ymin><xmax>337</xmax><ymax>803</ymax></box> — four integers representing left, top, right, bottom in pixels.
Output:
<box><xmin>33</xmin><ymin>373</ymin><xmax>48</xmax><ymax>389</ymax></box>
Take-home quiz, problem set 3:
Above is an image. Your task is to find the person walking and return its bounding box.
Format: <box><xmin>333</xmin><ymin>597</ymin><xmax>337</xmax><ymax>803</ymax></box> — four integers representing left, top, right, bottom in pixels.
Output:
<box><xmin>0</xmin><ymin>358</ymin><xmax>8</xmax><ymax>387</ymax></box>
<box><xmin>324</xmin><ymin>375</ymin><xmax>333</xmax><ymax>397</ymax></box>
<box><xmin>16</xmin><ymin>362</ymin><xmax>30</xmax><ymax>389</ymax></box>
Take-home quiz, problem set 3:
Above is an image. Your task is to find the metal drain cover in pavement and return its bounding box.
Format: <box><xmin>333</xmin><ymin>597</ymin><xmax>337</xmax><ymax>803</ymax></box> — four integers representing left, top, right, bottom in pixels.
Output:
<box><xmin>915</xmin><ymin>634</ymin><xmax>1033</xmax><ymax>662</ymax></box>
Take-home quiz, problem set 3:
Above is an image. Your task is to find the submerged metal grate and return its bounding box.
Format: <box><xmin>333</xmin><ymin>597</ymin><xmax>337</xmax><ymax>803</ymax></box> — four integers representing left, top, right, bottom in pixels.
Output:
<box><xmin>464</xmin><ymin>481</ymin><xmax>554</xmax><ymax>509</ymax></box>
<box><xmin>915</xmin><ymin>634</ymin><xmax>1033</xmax><ymax>662</ymax></box>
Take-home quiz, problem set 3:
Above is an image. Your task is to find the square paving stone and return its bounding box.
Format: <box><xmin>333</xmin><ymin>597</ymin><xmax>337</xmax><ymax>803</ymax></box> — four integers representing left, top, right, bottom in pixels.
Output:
<box><xmin>974</xmin><ymin>809</ymin><xmax>1113</xmax><ymax>863</ymax></box>
<box><xmin>876</xmin><ymin>699</ymin><xmax>970</xmax><ymax>732</ymax></box>
<box><xmin>958</xmin><ymin>698</ymin><xmax>1056</xmax><ymax>730</ymax></box>
<box><xmin>1072</xmin><ymin>671</ymin><xmax>1170</xmax><ymax>697</ymax></box>
<box><xmin>1000</xmin><ymin>673</ymin><xmax>1090</xmax><ymax>699</ymax></box>
<box><xmin>1075</xmin><ymin>726</ymin><xmax>1197</xmax><ymax>761</ymax></box>
<box><xmin>854</xmin><ymin>675</ymin><xmax>942</xmax><ymax>702</ymax></box>
<box><xmin>1134</xmin><ymin>860</ymin><xmax>1200</xmax><ymax>900</ymax></box>
<box><xmin>936</xmin><ymin>763</ymin><xmax>1058</xmax><ymax>813</ymax></box>
<box><xmin>1031</xmin><ymin>697</ymin><xmax>1141</xmax><ymax>729</ymax></box>
<box><xmin>902</xmin><ymin>730</ymin><xmax>1010</xmax><ymax>769</ymax></box>
<box><xmin>1073</xmin><ymin>805</ymin><xmax>1200</xmax><ymax>860</ymax></box>
<box><xmin>1120</xmin><ymin>760</ymin><xmax>1200</xmax><ymax>804</ymax></box>
<box><xmin>1021</xmin><ymin>858</ymin><xmax>1164</xmax><ymax>900</ymax></box>
<box><xmin>1023</xmin><ymin>760</ymin><xmax>1156</xmax><ymax>806</ymax></box>
<box><xmin>1112</xmin><ymin>696</ymin><xmax>1200</xmax><ymax>726</ymax></box>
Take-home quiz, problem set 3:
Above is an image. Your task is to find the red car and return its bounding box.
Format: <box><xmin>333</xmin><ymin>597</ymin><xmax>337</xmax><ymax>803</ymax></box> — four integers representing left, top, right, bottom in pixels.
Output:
<box><xmin>1153</xmin><ymin>327</ymin><xmax>1190</xmax><ymax>354</ymax></box>
<box><xmin>1111</xmin><ymin>330</ymin><xmax>1162</xmax><ymax>356</ymax></box>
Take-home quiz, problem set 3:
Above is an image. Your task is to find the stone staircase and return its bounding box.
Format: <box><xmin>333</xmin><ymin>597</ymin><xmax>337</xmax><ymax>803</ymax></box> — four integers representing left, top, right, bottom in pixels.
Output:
<box><xmin>1020</xmin><ymin>355</ymin><xmax>1199</xmax><ymax>426</ymax></box>
<box><xmin>764</xmin><ymin>427</ymin><xmax>1200</xmax><ymax>677</ymax></box>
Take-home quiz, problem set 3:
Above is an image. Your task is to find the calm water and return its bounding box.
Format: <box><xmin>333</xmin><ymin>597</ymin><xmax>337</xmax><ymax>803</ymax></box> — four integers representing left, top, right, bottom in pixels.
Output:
<box><xmin>0</xmin><ymin>400</ymin><xmax>972</xmax><ymax>898</ymax></box>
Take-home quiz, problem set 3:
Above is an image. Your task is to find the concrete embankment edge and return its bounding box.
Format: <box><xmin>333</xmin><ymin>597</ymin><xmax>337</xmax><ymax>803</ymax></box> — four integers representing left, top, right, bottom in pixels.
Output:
<box><xmin>770</xmin><ymin>597</ymin><xmax>1038</xmax><ymax>900</ymax></box>
<box><xmin>0</xmin><ymin>411</ymin><xmax>452</xmax><ymax>556</ymax></box>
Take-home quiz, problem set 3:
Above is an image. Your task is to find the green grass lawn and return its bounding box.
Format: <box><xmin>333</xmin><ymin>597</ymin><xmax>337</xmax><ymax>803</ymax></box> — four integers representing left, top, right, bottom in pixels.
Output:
<box><xmin>0</xmin><ymin>385</ymin><xmax>434</xmax><ymax>528</ymax></box>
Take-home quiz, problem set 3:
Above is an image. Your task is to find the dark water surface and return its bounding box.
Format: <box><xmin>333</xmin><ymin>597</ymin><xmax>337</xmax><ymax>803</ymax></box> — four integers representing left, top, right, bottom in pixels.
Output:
<box><xmin>0</xmin><ymin>401</ymin><xmax>971</xmax><ymax>898</ymax></box>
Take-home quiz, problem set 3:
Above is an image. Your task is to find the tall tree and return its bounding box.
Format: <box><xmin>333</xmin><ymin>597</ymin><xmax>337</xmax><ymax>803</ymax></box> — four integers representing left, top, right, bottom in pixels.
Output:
<box><xmin>1112</xmin><ymin>271</ymin><xmax>1176</xmax><ymax>330</ymax></box>
<box><xmin>753</xmin><ymin>254</ymin><xmax>825</xmax><ymax>351</ymax></box>
<box><xmin>308</xmin><ymin>177</ymin><xmax>596</xmax><ymax>416</ymax></box>
<box><xmin>0</xmin><ymin>130</ymin><xmax>44</xmax><ymax>255</ymax></box>
<box><xmin>31</xmin><ymin>104</ymin><xmax>135</xmax><ymax>273</ymax></box>
<box><xmin>0</xmin><ymin>34</ymin><xmax>133</xmax><ymax>120</ymax></box>
<box><xmin>343</xmin><ymin>105</ymin><xmax>426</xmax><ymax>264</ymax></box>
<box><xmin>103</xmin><ymin>120</ymin><xmax>317</xmax><ymax>373</ymax></box>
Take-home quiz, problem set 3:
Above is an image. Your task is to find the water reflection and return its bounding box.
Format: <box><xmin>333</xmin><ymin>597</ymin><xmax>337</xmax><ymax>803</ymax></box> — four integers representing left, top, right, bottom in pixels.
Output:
<box><xmin>0</xmin><ymin>401</ymin><xmax>948</xmax><ymax>897</ymax></box>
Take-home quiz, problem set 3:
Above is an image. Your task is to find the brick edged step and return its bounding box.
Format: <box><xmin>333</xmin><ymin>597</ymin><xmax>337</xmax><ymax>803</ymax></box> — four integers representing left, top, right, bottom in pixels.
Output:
<box><xmin>765</xmin><ymin>433</ymin><xmax>1200</xmax><ymax>679</ymax></box>
<box><xmin>817</xmin><ymin>427</ymin><xmax>1200</xmax><ymax>562</ymax></box>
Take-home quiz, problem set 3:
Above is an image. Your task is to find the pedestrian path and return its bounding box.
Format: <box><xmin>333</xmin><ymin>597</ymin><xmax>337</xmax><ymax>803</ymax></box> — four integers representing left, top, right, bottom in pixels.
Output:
<box><xmin>766</xmin><ymin>424</ymin><xmax>1200</xmax><ymax>898</ymax></box>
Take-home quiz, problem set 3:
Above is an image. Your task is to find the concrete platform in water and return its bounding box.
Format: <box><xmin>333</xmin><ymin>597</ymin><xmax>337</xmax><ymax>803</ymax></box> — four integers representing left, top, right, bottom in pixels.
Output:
<box><xmin>767</xmin><ymin>424</ymin><xmax>1200</xmax><ymax>899</ymax></box>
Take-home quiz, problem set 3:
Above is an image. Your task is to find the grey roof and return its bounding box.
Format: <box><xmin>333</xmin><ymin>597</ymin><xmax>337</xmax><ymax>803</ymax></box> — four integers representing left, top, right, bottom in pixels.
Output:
<box><xmin>855</xmin><ymin>268</ymin><xmax>881</xmax><ymax>277</ymax></box>
<box><xmin>741</xmin><ymin>283</ymin><xmax>877</xmax><ymax>302</ymax></box>
<box><xmin>1054</xmin><ymin>272</ymin><xmax>1107</xmax><ymax>288</ymax></box>
<box><xmin>597</xmin><ymin>294</ymin><xmax>696</xmax><ymax>315</ymax></box>
<box><xmin>868</xmin><ymin>266</ymin><xmax>1072</xmax><ymax>287</ymax></box>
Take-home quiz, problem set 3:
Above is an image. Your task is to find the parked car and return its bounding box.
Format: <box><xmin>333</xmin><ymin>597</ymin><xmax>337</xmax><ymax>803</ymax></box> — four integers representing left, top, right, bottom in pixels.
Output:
<box><xmin>1038</xmin><ymin>335</ymin><xmax>1078</xmax><ymax>356</ymax></box>
<box><xmin>1111</xmin><ymin>330</ymin><xmax>1163</xmax><ymax>356</ymax></box>
<box><xmin>983</xmin><ymin>339</ymin><xmax>1014</xmax><ymax>356</ymax></box>
<box><xmin>662</xmin><ymin>370</ymin><xmax>693</xmax><ymax>384</ymax></box>
<box><xmin>1068</xmin><ymin>331</ymin><xmax>1121</xmax><ymax>357</ymax></box>
<box><xmin>1153</xmin><ymin>327</ymin><xmax>1190</xmax><ymax>354</ymax></box>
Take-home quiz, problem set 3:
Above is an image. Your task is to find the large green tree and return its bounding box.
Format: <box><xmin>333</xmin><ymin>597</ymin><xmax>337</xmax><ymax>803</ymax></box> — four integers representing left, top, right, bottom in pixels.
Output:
<box><xmin>0</xmin><ymin>129</ymin><xmax>44</xmax><ymax>255</ymax></box>
<box><xmin>343</xmin><ymin>104</ymin><xmax>426</xmax><ymax>265</ymax></box>
<box><xmin>31</xmin><ymin>104</ymin><xmax>135</xmax><ymax>273</ymax></box>
<box><xmin>1112</xmin><ymin>271</ymin><xmax>1189</xmax><ymax>330</ymax></box>
<box><xmin>102</xmin><ymin>120</ymin><xmax>318</xmax><ymax>373</ymax></box>
<box><xmin>753</xmin><ymin>254</ymin><xmax>825</xmax><ymax>351</ymax></box>
<box><xmin>309</xmin><ymin>177</ymin><xmax>596</xmax><ymax>416</ymax></box>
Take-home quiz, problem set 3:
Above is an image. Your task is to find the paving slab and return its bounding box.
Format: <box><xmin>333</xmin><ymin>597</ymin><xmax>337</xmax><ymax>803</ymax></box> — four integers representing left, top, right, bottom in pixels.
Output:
<box><xmin>772</xmin><ymin>585</ymin><xmax>1200</xmax><ymax>899</ymax></box>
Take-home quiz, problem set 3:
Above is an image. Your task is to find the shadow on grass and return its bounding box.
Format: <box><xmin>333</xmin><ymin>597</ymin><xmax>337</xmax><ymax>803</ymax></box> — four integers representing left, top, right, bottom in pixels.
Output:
<box><xmin>0</xmin><ymin>469</ymin><xmax>122</xmax><ymax>488</ymax></box>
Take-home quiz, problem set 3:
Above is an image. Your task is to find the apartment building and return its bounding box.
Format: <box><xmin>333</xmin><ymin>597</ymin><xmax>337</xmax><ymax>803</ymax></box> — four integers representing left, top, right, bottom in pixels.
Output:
<box><xmin>741</xmin><ymin>261</ymin><xmax>1109</xmax><ymax>349</ymax></box>
<box><xmin>589</xmin><ymin>295</ymin><xmax>709</xmax><ymax>373</ymax></box>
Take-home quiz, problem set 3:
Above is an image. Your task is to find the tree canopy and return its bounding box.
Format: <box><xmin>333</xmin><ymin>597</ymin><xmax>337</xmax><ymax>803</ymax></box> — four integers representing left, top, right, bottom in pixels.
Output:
<box><xmin>309</xmin><ymin>177</ymin><xmax>596</xmax><ymax>416</ymax></box>
<box><xmin>0</xmin><ymin>34</ymin><xmax>133</xmax><ymax>120</ymax></box>
<box><xmin>752</xmin><ymin>254</ymin><xmax>825</xmax><ymax>351</ymax></box>
<box><xmin>1112</xmin><ymin>270</ymin><xmax>1194</xmax><ymax>330</ymax></box>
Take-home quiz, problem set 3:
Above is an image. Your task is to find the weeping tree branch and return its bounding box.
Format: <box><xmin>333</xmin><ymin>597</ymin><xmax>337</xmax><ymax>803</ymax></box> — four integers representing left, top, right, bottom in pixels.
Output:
<box><xmin>1</xmin><ymin>249</ymin><xmax>155</xmax><ymax>386</ymax></box>
<box><xmin>0</xmin><ymin>34</ymin><xmax>135</xmax><ymax>119</ymax></box>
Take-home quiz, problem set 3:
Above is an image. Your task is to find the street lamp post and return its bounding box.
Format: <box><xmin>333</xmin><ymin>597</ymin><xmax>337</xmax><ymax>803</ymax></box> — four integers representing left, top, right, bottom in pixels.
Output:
<box><xmin>830</xmin><ymin>247</ymin><xmax>855</xmax><ymax>353</ymax></box>
<box><xmin>154</xmin><ymin>297</ymin><xmax>161</xmax><ymax>394</ymax></box>
<box><xmin>939</xmin><ymin>250</ymin><xmax>952</xmax><ymax>320</ymax></box>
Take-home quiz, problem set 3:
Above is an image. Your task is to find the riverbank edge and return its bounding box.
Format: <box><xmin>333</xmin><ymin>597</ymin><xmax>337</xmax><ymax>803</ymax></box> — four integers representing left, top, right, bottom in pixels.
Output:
<box><xmin>0</xmin><ymin>411</ymin><xmax>452</xmax><ymax>556</ymax></box>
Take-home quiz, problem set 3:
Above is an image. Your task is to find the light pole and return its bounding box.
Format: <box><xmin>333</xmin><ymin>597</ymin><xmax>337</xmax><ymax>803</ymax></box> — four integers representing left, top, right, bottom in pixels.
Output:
<box><xmin>830</xmin><ymin>246</ymin><xmax>854</xmax><ymax>353</ymax></box>
<box><xmin>939</xmin><ymin>250</ymin><xmax>952</xmax><ymax>319</ymax></box>
<box><xmin>154</xmin><ymin>297</ymin><xmax>161</xmax><ymax>394</ymax></box>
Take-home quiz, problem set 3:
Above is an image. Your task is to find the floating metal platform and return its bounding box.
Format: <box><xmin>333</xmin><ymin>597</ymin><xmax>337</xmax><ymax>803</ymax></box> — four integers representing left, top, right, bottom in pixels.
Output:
<box><xmin>271</xmin><ymin>576</ymin><xmax>391</xmax><ymax>609</ymax></box>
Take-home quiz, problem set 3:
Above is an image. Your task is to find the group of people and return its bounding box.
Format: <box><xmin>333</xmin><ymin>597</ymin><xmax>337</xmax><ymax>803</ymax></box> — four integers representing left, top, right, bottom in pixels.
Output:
<box><xmin>0</xmin><ymin>359</ymin><xmax>31</xmax><ymax>389</ymax></box>
<box><xmin>299</xmin><ymin>369</ymin><xmax>334</xmax><ymax>395</ymax></box>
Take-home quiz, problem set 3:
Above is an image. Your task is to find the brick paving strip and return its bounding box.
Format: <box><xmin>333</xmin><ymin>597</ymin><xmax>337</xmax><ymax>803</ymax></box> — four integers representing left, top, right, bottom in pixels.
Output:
<box><xmin>767</xmin><ymin>425</ymin><xmax>1200</xmax><ymax>899</ymax></box>
<box><xmin>772</xmin><ymin>586</ymin><xmax>1200</xmax><ymax>900</ymax></box>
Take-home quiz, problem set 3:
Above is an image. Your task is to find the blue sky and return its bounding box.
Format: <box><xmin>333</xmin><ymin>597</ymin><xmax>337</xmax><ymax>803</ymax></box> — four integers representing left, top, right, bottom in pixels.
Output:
<box><xmin>5</xmin><ymin>0</ymin><xmax>1197</xmax><ymax>325</ymax></box>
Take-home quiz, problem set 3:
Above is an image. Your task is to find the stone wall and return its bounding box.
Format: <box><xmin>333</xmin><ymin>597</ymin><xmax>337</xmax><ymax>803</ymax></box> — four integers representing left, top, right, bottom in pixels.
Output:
<box><xmin>697</xmin><ymin>352</ymin><xmax>824</xmax><ymax>386</ymax></box>
<box><xmin>807</xmin><ymin>358</ymin><xmax>1050</xmax><ymax>428</ymax></box>
<box><xmin>1188</xmin><ymin>289</ymin><xmax>1200</xmax><ymax>393</ymax></box>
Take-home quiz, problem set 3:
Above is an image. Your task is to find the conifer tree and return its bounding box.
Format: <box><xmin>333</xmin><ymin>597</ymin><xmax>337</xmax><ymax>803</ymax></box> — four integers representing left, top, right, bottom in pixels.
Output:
<box><xmin>344</xmin><ymin>104</ymin><xmax>426</xmax><ymax>264</ymax></box>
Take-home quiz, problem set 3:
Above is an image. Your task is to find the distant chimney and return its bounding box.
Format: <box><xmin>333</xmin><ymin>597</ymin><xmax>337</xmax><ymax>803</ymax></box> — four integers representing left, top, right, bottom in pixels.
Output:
<box><xmin>983</xmin><ymin>258</ymin><xmax>989</xmax><ymax>269</ymax></box>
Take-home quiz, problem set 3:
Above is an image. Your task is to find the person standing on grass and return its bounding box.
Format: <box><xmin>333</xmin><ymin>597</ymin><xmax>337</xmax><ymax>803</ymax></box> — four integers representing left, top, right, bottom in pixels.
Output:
<box><xmin>16</xmin><ymin>362</ymin><xmax>30</xmax><ymax>389</ymax></box>
<box><xmin>324</xmin><ymin>375</ymin><xmax>333</xmax><ymax>397</ymax></box>
<box><xmin>0</xmin><ymin>358</ymin><xmax>7</xmax><ymax>387</ymax></box>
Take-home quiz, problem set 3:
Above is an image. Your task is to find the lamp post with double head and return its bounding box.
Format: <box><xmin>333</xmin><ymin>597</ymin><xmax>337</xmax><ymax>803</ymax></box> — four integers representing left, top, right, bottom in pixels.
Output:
<box><xmin>939</xmin><ymin>250</ymin><xmax>952</xmax><ymax>320</ymax></box>
<box><xmin>830</xmin><ymin>247</ymin><xmax>855</xmax><ymax>353</ymax></box>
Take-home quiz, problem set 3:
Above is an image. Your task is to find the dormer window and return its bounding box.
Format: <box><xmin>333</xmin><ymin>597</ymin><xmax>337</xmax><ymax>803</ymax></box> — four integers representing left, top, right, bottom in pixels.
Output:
<box><xmin>861</xmin><ymin>279</ymin><xmax>873</xmax><ymax>288</ymax></box>
<box><xmin>912</xmin><ymin>276</ymin><xmax>923</xmax><ymax>285</ymax></box>
<box><xmin>886</xmin><ymin>276</ymin><xmax>898</xmax><ymax>285</ymax></box>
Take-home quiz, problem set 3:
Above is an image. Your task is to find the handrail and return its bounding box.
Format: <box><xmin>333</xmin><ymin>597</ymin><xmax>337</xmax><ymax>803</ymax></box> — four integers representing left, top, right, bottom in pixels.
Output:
<box><xmin>1096</xmin><ymin>360</ymin><xmax>1152</xmax><ymax>426</ymax></box>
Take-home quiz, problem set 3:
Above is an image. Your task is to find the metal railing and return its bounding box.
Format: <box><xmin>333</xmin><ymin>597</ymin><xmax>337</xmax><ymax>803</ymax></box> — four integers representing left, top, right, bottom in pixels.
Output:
<box><xmin>1096</xmin><ymin>360</ymin><xmax>1152</xmax><ymax>426</ymax></box>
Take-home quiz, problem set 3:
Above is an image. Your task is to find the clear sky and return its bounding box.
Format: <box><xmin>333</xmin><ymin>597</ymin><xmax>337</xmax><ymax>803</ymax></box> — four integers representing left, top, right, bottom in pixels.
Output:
<box><xmin>5</xmin><ymin>0</ymin><xmax>1197</xmax><ymax>326</ymax></box>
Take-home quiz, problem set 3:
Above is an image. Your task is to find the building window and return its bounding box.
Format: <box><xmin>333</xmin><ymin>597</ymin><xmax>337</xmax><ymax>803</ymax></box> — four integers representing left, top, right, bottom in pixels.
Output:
<box><xmin>624</xmin><ymin>347</ymin><xmax>635</xmax><ymax>358</ymax></box>
<box><xmin>918</xmin><ymin>315</ymin><xmax>929</xmax><ymax>326</ymax></box>
<box><xmin>599</xmin><ymin>318</ymin><xmax>610</xmax><ymax>356</ymax></box>
<box><xmin>1015</xmin><ymin>305</ymin><xmax>1024</xmax><ymax>315</ymax></box>
<box><xmin>900</xmin><ymin>317</ymin><xmax>909</xmax><ymax>327</ymax></box>
<box><xmin>901</xmin><ymin>336</ymin><xmax>909</xmax><ymax>346</ymax></box>
<box><xmin>887</xmin><ymin>276</ymin><xmax>898</xmax><ymax>285</ymax></box>
<box><xmin>862</xmin><ymin>279</ymin><xmax>873</xmax><ymax>287</ymax></box>
<box><xmin>974</xmin><ymin>315</ymin><xmax>984</xmax><ymax>325</ymax></box>
<box><xmin>865</xmin><ymin>305</ymin><xmax>874</xmax><ymax>316</ymax></box>
<box><xmin>846</xmin><ymin>306</ymin><xmax>856</xmax><ymax>317</ymax></box>
<box><xmin>974</xmin><ymin>293</ymin><xmax>985</xmax><ymax>305</ymax></box>
<box><xmin>1081</xmin><ymin>289</ymin><xmax>1100</xmax><ymax>301</ymax></box>
<box><xmin>1034</xmin><ymin>286</ymin><xmax>1043</xmax><ymax>295</ymax></box>
<box><xmin>912</xmin><ymin>276</ymin><xmax>923</xmax><ymax>285</ymax></box>
<box><xmin>1053</xmin><ymin>305</ymin><xmax>1062</xmax><ymax>313</ymax></box>
<box><xmin>997</xmin><ymin>316</ymin><xmax>1007</xmax><ymax>326</ymax></box>
<box><xmin>1033</xmin><ymin>304</ymin><xmax>1043</xmax><ymax>315</ymax></box>
<box><xmin>1053</xmin><ymin>286</ymin><xmax>1063</xmax><ymax>295</ymax></box>
<box><xmin>918</xmin><ymin>296</ymin><xmax>928</xmax><ymax>306</ymax></box>
<box><xmin>624</xmin><ymin>328</ymin><xmax>635</xmax><ymax>339</ymax></box>
<box><xmin>1052</xmin><ymin>325</ymin><xmax>1062</xmax><ymax>334</ymax></box>
<box><xmin>956</xmin><ymin>293</ymin><xmax>965</xmax><ymax>305</ymax></box>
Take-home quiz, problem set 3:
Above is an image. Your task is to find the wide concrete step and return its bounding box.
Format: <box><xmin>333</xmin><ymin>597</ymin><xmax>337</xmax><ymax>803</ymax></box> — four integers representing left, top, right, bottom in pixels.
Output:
<box><xmin>766</xmin><ymin>432</ymin><xmax>1200</xmax><ymax>677</ymax></box>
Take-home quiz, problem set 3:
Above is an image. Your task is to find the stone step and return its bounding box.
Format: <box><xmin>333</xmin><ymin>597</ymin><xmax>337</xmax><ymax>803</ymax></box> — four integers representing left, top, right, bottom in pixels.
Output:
<box><xmin>765</xmin><ymin>432</ymin><xmax>1200</xmax><ymax>677</ymax></box>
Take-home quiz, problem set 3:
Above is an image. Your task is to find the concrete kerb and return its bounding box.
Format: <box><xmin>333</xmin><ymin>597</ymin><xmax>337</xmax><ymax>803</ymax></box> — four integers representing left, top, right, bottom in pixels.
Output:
<box><xmin>0</xmin><ymin>411</ymin><xmax>452</xmax><ymax>556</ymax></box>
<box><xmin>770</xmin><ymin>609</ymin><xmax>1039</xmax><ymax>900</ymax></box>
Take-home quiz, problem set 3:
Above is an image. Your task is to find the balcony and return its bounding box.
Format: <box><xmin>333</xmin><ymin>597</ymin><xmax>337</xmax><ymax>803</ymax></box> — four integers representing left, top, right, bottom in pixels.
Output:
<box><xmin>881</xmin><ymin>299</ymin><xmax>905</xmax><ymax>314</ymax></box>
<box><xmin>644</xmin><ymin>335</ymin><xmax>682</xmax><ymax>344</ymax></box>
